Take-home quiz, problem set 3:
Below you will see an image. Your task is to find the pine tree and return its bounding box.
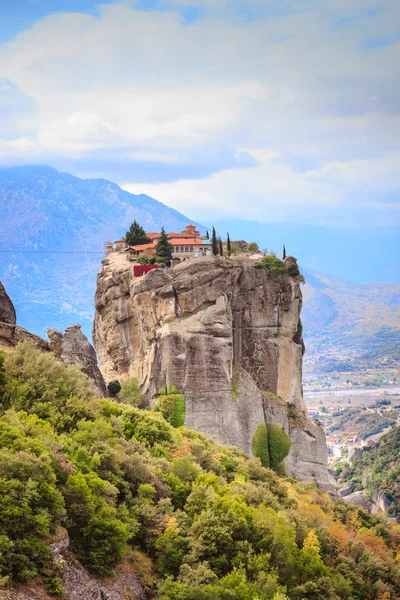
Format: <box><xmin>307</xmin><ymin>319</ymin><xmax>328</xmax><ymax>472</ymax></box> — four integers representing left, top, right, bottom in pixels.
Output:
<box><xmin>219</xmin><ymin>238</ymin><xmax>223</xmax><ymax>256</ymax></box>
<box><xmin>205</xmin><ymin>231</ymin><xmax>209</xmax><ymax>240</ymax></box>
<box><xmin>227</xmin><ymin>233</ymin><xmax>231</xmax><ymax>256</ymax></box>
<box><xmin>283</xmin><ymin>245</ymin><xmax>286</xmax><ymax>260</ymax></box>
<box><xmin>211</xmin><ymin>227</ymin><xmax>218</xmax><ymax>257</ymax></box>
<box><xmin>155</xmin><ymin>227</ymin><xmax>173</xmax><ymax>263</ymax></box>
<box><xmin>125</xmin><ymin>221</ymin><xmax>150</xmax><ymax>246</ymax></box>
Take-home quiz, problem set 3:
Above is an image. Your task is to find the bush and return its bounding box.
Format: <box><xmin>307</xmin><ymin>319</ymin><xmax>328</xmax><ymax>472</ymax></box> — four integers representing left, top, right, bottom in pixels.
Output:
<box><xmin>137</xmin><ymin>254</ymin><xmax>151</xmax><ymax>265</ymax></box>
<box><xmin>107</xmin><ymin>380</ymin><xmax>121</xmax><ymax>396</ymax></box>
<box><xmin>251</xmin><ymin>424</ymin><xmax>270</xmax><ymax>468</ymax></box>
<box><xmin>156</xmin><ymin>385</ymin><xmax>186</xmax><ymax>427</ymax></box>
<box><xmin>286</xmin><ymin>263</ymin><xmax>300</xmax><ymax>277</ymax></box>
<box><xmin>251</xmin><ymin>423</ymin><xmax>291</xmax><ymax>471</ymax></box>
<box><xmin>254</xmin><ymin>256</ymin><xmax>286</xmax><ymax>276</ymax></box>
<box><xmin>119</xmin><ymin>378</ymin><xmax>141</xmax><ymax>405</ymax></box>
<box><xmin>247</xmin><ymin>242</ymin><xmax>259</xmax><ymax>253</ymax></box>
<box><xmin>1</xmin><ymin>342</ymin><xmax>96</xmax><ymax>431</ymax></box>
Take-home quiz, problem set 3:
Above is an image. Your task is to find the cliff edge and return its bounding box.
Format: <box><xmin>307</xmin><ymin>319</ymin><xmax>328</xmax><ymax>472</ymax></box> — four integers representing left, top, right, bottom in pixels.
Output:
<box><xmin>93</xmin><ymin>255</ymin><xmax>334</xmax><ymax>493</ymax></box>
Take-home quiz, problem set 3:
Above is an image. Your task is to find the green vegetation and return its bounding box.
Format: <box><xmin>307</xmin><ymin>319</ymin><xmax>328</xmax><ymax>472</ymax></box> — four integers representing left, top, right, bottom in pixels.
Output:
<box><xmin>0</xmin><ymin>342</ymin><xmax>400</xmax><ymax>599</ymax></box>
<box><xmin>286</xmin><ymin>263</ymin><xmax>301</xmax><ymax>277</ymax></box>
<box><xmin>247</xmin><ymin>241</ymin><xmax>259</xmax><ymax>253</ymax></box>
<box><xmin>156</xmin><ymin>385</ymin><xmax>186</xmax><ymax>427</ymax></box>
<box><xmin>125</xmin><ymin>220</ymin><xmax>150</xmax><ymax>247</ymax></box>
<box><xmin>155</xmin><ymin>227</ymin><xmax>173</xmax><ymax>263</ymax></box>
<box><xmin>219</xmin><ymin>237</ymin><xmax>223</xmax><ymax>256</ymax></box>
<box><xmin>231</xmin><ymin>379</ymin><xmax>238</xmax><ymax>397</ymax></box>
<box><xmin>226</xmin><ymin>232</ymin><xmax>231</xmax><ymax>256</ymax></box>
<box><xmin>251</xmin><ymin>423</ymin><xmax>291</xmax><ymax>472</ymax></box>
<box><xmin>337</xmin><ymin>426</ymin><xmax>400</xmax><ymax>518</ymax></box>
<box><xmin>255</xmin><ymin>255</ymin><xmax>287</xmax><ymax>276</ymax></box>
<box><xmin>119</xmin><ymin>377</ymin><xmax>142</xmax><ymax>406</ymax></box>
<box><xmin>137</xmin><ymin>254</ymin><xmax>152</xmax><ymax>265</ymax></box>
<box><xmin>283</xmin><ymin>245</ymin><xmax>286</xmax><ymax>259</ymax></box>
<box><xmin>211</xmin><ymin>226</ymin><xmax>218</xmax><ymax>257</ymax></box>
<box><xmin>107</xmin><ymin>379</ymin><xmax>121</xmax><ymax>396</ymax></box>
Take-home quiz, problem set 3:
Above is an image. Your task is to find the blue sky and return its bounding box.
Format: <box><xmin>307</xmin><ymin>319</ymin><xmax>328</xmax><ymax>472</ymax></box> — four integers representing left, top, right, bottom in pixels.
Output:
<box><xmin>0</xmin><ymin>0</ymin><xmax>399</xmax><ymax>227</ymax></box>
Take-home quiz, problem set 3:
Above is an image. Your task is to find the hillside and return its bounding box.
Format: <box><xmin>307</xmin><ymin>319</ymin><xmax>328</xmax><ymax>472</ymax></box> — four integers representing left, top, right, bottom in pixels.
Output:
<box><xmin>1</xmin><ymin>342</ymin><xmax>400</xmax><ymax>599</ymax></box>
<box><xmin>337</xmin><ymin>426</ymin><xmax>400</xmax><ymax>519</ymax></box>
<box><xmin>0</xmin><ymin>166</ymin><xmax>200</xmax><ymax>337</ymax></box>
<box><xmin>302</xmin><ymin>271</ymin><xmax>400</xmax><ymax>372</ymax></box>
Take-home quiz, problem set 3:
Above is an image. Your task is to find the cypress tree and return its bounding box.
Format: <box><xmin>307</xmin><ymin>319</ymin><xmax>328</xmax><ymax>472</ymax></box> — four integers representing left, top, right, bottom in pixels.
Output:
<box><xmin>219</xmin><ymin>237</ymin><xmax>223</xmax><ymax>256</ymax></box>
<box><xmin>227</xmin><ymin>233</ymin><xmax>231</xmax><ymax>256</ymax></box>
<box><xmin>283</xmin><ymin>245</ymin><xmax>286</xmax><ymax>260</ymax></box>
<box><xmin>205</xmin><ymin>230</ymin><xmax>209</xmax><ymax>240</ymax></box>
<box><xmin>125</xmin><ymin>221</ymin><xmax>150</xmax><ymax>246</ymax></box>
<box><xmin>211</xmin><ymin>227</ymin><xmax>218</xmax><ymax>256</ymax></box>
<box><xmin>155</xmin><ymin>227</ymin><xmax>173</xmax><ymax>263</ymax></box>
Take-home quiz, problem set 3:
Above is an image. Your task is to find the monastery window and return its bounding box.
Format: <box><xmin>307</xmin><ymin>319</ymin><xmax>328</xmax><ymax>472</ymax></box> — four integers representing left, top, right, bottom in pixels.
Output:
<box><xmin>190</xmin><ymin>246</ymin><xmax>193</xmax><ymax>252</ymax></box>
<box><xmin>180</xmin><ymin>246</ymin><xmax>184</xmax><ymax>253</ymax></box>
<box><xmin>185</xmin><ymin>246</ymin><xmax>189</xmax><ymax>252</ymax></box>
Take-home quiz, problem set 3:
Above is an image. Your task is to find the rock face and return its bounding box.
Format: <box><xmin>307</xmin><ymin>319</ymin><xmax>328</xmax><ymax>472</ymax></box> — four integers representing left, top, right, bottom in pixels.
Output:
<box><xmin>0</xmin><ymin>536</ymin><xmax>146</xmax><ymax>600</ymax></box>
<box><xmin>0</xmin><ymin>282</ymin><xmax>16</xmax><ymax>325</ymax></box>
<box><xmin>48</xmin><ymin>325</ymin><xmax>107</xmax><ymax>397</ymax></box>
<box><xmin>93</xmin><ymin>255</ymin><xmax>334</xmax><ymax>493</ymax></box>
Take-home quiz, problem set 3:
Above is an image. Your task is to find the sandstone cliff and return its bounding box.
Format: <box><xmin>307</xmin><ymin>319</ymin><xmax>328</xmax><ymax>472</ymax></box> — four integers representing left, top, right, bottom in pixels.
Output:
<box><xmin>93</xmin><ymin>255</ymin><xmax>334</xmax><ymax>492</ymax></box>
<box><xmin>48</xmin><ymin>325</ymin><xmax>107</xmax><ymax>397</ymax></box>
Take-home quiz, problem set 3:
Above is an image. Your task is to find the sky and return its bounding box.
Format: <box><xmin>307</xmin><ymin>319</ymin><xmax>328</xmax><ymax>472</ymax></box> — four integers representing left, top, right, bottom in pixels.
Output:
<box><xmin>0</xmin><ymin>0</ymin><xmax>399</xmax><ymax>227</ymax></box>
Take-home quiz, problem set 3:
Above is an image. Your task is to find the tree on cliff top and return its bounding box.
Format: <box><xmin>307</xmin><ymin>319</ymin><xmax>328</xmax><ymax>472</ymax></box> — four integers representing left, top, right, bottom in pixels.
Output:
<box><xmin>211</xmin><ymin>227</ymin><xmax>218</xmax><ymax>256</ymax></box>
<box><xmin>155</xmin><ymin>228</ymin><xmax>173</xmax><ymax>263</ymax></box>
<box><xmin>125</xmin><ymin>221</ymin><xmax>150</xmax><ymax>246</ymax></box>
<box><xmin>226</xmin><ymin>233</ymin><xmax>231</xmax><ymax>256</ymax></box>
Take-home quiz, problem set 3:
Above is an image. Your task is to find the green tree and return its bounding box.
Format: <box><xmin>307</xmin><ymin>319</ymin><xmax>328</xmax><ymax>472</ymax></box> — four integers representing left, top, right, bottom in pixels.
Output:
<box><xmin>137</xmin><ymin>254</ymin><xmax>151</xmax><ymax>265</ymax></box>
<box><xmin>283</xmin><ymin>245</ymin><xmax>286</xmax><ymax>259</ymax></box>
<box><xmin>247</xmin><ymin>242</ymin><xmax>259</xmax><ymax>253</ymax></box>
<box><xmin>211</xmin><ymin>227</ymin><xmax>218</xmax><ymax>257</ymax></box>
<box><xmin>205</xmin><ymin>230</ymin><xmax>209</xmax><ymax>239</ymax></box>
<box><xmin>155</xmin><ymin>227</ymin><xmax>173</xmax><ymax>263</ymax></box>
<box><xmin>251</xmin><ymin>423</ymin><xmax>291</xmax><ymax>472</ymax></box>
<box><xmin>119</xmin><ymin>378</ymin><xmax>141</xmax><ymax>405</ymax></box>
<box><xmin>251</xmin><ymin>423</ymin><xmax>270</xmax><ymax>468</ymax></box>
<box><xmin>125</xmin><ymin>221</ymin><xmax>150</xmax><ymax>246</ymax></box>
<box><xmin>226</xmin><ymin>233</ymin><xmax>231</xmax><ymax>256</ymax></box>
<box><xmin>219</xmin><ymin>237</ymin><xmax>223</xmax><ymax>256</ymax></box>
<box><xmin>107</xmin><ymin>380</ymin><xmax>121</xmax><ymax>396</ymax></box>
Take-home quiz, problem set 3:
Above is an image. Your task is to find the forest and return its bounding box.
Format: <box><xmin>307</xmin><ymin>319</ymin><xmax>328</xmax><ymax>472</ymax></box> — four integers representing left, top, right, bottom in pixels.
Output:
<box><xmin>0</xmin><ymin>342</ymin><xmax>399</xmax><ymax>599</ymax></box>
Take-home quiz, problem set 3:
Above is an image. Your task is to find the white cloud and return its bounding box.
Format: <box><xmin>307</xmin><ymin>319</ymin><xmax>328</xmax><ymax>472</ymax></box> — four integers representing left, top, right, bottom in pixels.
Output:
<box><xmin>0</xmin><ymin>0</ymin><xmax>399</xmax><ymax>224</ymax></box>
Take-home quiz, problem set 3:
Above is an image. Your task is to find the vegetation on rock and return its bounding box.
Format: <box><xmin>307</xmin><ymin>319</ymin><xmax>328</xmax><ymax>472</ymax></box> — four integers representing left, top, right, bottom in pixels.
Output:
<box><xmin>337</xmin><ymin>426</ymin><xmax>400</xmax><ymax>518</ymax></box>
<box><xmin>255</xmin><ymin>256</ymin><xmax>287</xmax><ymax>276</ymax></box>
<box><xmin>107</xmin><ymin>379</ymin><xmax>121</xmax><ymax>396</ymax></box>
<box><xmin>125</xmin><ymin>220</ymin><xmax>150</xmax><ymax>247</ymax></box>
<box><xmin>0</xmin><ymin>343</ymin><xmax>400</xmax><ymax>599</ymax></box>
<box><xmin>251</xmin><ymin>423</ymin><xmax>291</xmax><ymax>473</ymax></box>
<box><xmin>156</xmin><ymin>385</ymin><xmax>186</xmax><ymax>428</ymax></box>
<box><xmin>155</xmin><ymin>227</ymin><xmax>173</xmax><ymax>263</ymax></box>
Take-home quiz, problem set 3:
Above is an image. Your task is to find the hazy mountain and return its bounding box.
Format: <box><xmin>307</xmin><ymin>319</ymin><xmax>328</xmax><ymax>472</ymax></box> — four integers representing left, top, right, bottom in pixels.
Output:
<box><xmin>0</xmin><ymin>165</ymin><xmax>201</xmax><ymax>337</ymax></box>
<box><xmin>301</xmin><ymin>270</ymin><xmax>400</xmax><ymax>369</ymax></box>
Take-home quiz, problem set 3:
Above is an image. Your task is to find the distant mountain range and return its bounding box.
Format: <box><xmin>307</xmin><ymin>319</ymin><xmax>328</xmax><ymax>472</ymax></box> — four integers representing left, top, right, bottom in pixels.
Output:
<box><xmin>0</xmin><ymin>166</ymin><xmax>201</xmax><ymax>337</ymax></box>
<box><xmin>302</xmin><ymin>270</ymin><xmax>400</xmax><ymax>370</ymax></box>
<box><xmin>0</xmin><ymin>165</ymin><xmax>399</xmax><ymax>371</ymax></box>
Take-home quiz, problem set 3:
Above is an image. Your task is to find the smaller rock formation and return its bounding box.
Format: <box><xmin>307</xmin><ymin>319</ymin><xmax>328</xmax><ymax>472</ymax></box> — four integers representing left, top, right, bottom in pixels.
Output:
<box><xmin>0</xmin><ymin>282</ymin><xmax>16</xmax><ymax>325</ymax></box>
<box><xmin>48</xmin><ymin>325</ymin><xmax>107</xmax><ymax>397</ymax></box>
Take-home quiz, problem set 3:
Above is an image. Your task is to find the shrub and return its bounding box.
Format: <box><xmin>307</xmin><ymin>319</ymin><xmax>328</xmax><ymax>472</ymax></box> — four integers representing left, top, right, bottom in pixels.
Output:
<box><xmin>251</xmin><ymin>423</ymin><xmax>291</xmax><ymax>471</ymax></box>
<box><xmin>247</xmin><ymin>242</ymin><xmax>259</xmax><ymax>253</ymax></box>
<box><xmin>107</xmin><ymin>380</ymin><xmax>121</xmax><ymax>396</ymax></box>
<box><xmin>1</xmin><ymin>342</ymin><xmax>96</xmax><ymax>431</ymax></box>
<box><xmin>286</xmin><ymin>263</ymin><xmax>300</xmax><ymax>277</ymax></box>
<box><xmin>231</xmin><ymin>379</ymin><xmax>239</xmax><ymax>397</ymax></box>
<box><xmin>137</xmin><ymin>254</ymin><xmax>151</xmax><ymax>265</ymax></box>
<box><xmin>251</xmin><ymin>424</ymin><xmax>270</xmax><ymax>468</ymax></box>
<box><xmin>254</xmin><ymin>256</ymin><xmax>286</xmax><ymax>276</ymax></box>
<box><xmin>156</xmin><ymin>385</ymin><xmax>185</xmax><ymax>427</ymax></box>
<box><xmin>119</xmin><ymin>378</ymin><xmax>141</xmax><ymax>405</ymax></box>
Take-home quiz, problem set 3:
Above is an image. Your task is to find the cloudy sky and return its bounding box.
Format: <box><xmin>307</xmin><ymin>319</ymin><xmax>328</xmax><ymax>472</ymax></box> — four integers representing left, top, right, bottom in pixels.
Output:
<box><xmin>1</xmin><ymin>0</ymin><xmax>399</xmax><ymax>225</ymax></box>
